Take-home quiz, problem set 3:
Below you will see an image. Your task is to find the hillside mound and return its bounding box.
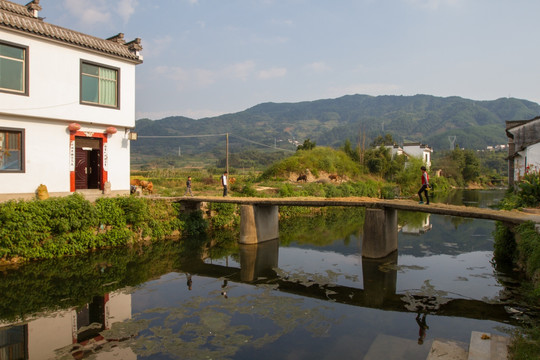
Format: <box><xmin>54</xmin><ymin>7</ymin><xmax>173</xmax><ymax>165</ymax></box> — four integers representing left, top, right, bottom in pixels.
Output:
<box><xmin>260</xmin><ymin>147</ymin><xmax>362</xmax><ymax>182</ymax></box>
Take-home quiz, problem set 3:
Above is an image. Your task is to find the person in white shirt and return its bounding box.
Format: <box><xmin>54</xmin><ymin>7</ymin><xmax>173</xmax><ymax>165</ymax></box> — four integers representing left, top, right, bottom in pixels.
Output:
<box><xmin>221</xmin><ymin>171</ymin><xmax>228</xmax><ymax>197</ymax></box>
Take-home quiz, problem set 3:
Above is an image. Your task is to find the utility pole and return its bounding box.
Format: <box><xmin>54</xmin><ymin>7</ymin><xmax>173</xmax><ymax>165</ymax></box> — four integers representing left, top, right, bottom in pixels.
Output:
<box><xmin>226</xmin><ymin>133</ymin><xmax>229</xmax><ymax>174</ymax></box>
<box><xmin>178</xmin><ymin>147</ymin><xmax>181</xmax><ymax>157</ymax></box>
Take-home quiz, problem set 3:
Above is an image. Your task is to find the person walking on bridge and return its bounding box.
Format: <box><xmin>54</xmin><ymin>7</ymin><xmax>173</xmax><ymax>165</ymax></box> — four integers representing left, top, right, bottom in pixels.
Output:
<box><xmin>221</xmin><ymin>171</ymin><xmax>228</xmax><ymax>197</ymax></box>
<box><xmin>184</xmin><ymin>176</ymin><xmax>194</xmax><ymax>196</ymax></box>
<box><xmin>418</xmin><ymin>166</ymin><xmax>430</xmax><ymax>205</ymax></box>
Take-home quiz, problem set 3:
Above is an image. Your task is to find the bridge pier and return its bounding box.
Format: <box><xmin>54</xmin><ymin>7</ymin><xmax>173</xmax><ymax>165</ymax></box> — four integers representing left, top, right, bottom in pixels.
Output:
<box><xmin>362</xmin><ymin>208</ymin><xmax>398</xmax><ymax>258</ymax></box>
<box><xmin>239</xmin><ymin>205</ymin><xmax>279</xmax><ymax>244</ymax></box>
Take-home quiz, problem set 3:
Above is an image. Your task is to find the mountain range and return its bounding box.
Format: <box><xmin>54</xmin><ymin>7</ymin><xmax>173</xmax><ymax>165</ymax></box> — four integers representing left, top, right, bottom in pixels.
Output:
<box><xmin>133</xmin><ymin>94</ymin><xmax>540</xmax><ymax>166</ymax></box>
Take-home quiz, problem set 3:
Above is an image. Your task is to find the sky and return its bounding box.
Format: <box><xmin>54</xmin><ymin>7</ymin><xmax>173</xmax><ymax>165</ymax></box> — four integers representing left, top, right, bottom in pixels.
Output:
<box><xmin>16</xmin><ymin>0</ymin><xmax>540</xmax><ymax>120</ymax></box>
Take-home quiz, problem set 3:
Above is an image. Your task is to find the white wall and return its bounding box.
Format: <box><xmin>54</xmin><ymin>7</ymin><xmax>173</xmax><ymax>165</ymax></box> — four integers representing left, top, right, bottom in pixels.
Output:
<box><xmin>0</xmin><ymin>115</ymin><xmax>131</xmax><ymax>195</ymax></box>
<box><xmin>526</xmin><ymin>143</ymin><xmax>540</xmax><ymax>172</ymax></box>
<box><xmin>0</xmin><ymin>29</ymin><xmax>137</xmax><ymax>128</ymax></box>
<box><xmin>514</xmin><ymin>142</ymin><xmax>540</xmax><ymax>182</ymax></box>
<box><xmin>402</xmin><ymin>145</ymin><xmax>432</xmax><ymax>168</ymax></box>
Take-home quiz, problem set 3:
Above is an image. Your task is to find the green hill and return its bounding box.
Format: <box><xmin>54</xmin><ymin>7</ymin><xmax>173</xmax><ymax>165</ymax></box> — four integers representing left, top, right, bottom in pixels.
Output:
<box><xmin>132</xmin><ymin>94</ymin><xmax>540</xmax><ymax>167</ymax></box>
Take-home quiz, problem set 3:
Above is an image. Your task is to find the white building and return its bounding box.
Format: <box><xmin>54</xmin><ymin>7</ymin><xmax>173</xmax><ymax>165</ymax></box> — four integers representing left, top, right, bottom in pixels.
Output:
<box><xmin>0</xmin><ymin>0</ymin><xmax>142</xmax><ymax>201</ymax></box>
<box><xmin>385</xmin><ymin>144</ymin><xmax>404</xmax><ymax>158</ymax></box>
<box><xmin>506</xmin><ymin>116</ymin><xmax>540</xmax><ymax>187</ymax></box>
<box><xmin>385</xmin><ymin>142</ymin><xmax>432</xmax><ymax>168</ymax></box>
<box><xmin>402</xmin><ymin>142</ymin><xmax>432</xmax><ymax>168</ymax></box>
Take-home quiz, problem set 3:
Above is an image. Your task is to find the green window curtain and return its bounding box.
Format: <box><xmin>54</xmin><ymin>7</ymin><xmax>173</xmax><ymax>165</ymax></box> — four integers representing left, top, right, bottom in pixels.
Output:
<box><xmin>81</xmin><ymin>63</ymin><xmax>117</xmax><ymax>106</ymax></box>
<box><xmin>99</xmin><ymin>67</ymin><xmax>117</xmax><ymax>106</ymax></box>
<box><xmin>0</xmin><ymin>44</ymin><xmax>25</xmax><ymax>92</ymax></box>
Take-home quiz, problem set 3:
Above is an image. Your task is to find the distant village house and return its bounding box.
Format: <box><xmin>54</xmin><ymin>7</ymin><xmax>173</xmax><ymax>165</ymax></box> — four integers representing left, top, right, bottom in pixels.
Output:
<box><xmin>506</xmin><ymin>116</ymin><xmax>540</xmax><ymax>187</ymax></box>
<box><xmin>0</xmin><ymin>0</ymin><xmax>143</xmax><ymax>201</ymax></box>
<box><xmin>385</xmin><ymin>142</ymin><xmax>433</xmax><ymax>169</ymax></box>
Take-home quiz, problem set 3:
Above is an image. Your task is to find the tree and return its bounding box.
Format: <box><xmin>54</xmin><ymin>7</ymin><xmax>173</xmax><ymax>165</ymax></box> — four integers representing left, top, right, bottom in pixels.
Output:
<box><xmin>297</xmin><ymin>138</ymin><xmax>316</xmax><ymax>151</ymax></box>
<box><xmin>371</xmin><ymin>133</ymin><xmax>395</xmax><ymax>147</ymax></box>
<box><xmin>462</xmin><ymin>150</ymin><xmax>480</xmax><ymax>183</ymax></box>
<box><xmin>342</xmin><ymin>139</ymin><xmax>359</xmax><ymax>161</ymax></box>
<box><xmin>364</xmin><ymin>146</ymin><xmax>392</xmax><ymax>177</ymax></box>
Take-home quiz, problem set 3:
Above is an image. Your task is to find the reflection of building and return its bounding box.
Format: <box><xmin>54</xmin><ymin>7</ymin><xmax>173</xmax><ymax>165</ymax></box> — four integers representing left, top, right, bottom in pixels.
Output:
<box><xmin>0</xmin><ymin>291</ymin><xmax>133</xmax><ymax>360</ymax></box>
<box><xmin>401</xmin><ymin>215</ymin><xmax>432</xmax><ymax>235</ymax></box>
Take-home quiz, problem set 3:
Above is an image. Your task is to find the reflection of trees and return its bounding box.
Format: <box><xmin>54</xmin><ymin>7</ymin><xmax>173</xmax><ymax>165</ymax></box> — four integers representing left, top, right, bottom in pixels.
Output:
<box><xmin>0</xmin><ymin>231</ymin><xmax>241</xmax><ymax>322</ymax></box>
<box><xmin>279</xmin><ymin>207</ymin><xmax>365</xmax><ymax>246</ymax></box>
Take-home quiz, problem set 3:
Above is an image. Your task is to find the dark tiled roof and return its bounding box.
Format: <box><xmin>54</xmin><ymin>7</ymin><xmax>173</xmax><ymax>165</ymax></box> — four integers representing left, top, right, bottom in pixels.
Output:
<box><xmin>0</xmin><ymin>0</ymin><xmax>142</xmax><ymax>63</ymax></box>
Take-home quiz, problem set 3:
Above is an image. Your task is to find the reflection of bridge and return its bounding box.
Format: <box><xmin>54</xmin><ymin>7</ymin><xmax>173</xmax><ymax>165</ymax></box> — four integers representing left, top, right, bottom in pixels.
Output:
<box><xmin>176</xmin><ymin>196</ymin><xmax>540</xmax><ymax>258</ymax></box>
<box><xmin>181</xmin><ymin>239</ymin><xmax>514</xmax><ymax>325</ymax></box>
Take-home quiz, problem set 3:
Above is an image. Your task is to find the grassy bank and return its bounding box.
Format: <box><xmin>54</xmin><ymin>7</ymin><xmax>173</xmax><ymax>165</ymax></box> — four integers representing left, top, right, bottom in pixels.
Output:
<box><xmin>493</xmin><ymin>171</ymin><xmax>540</xmax><ymax>359</ymax></box>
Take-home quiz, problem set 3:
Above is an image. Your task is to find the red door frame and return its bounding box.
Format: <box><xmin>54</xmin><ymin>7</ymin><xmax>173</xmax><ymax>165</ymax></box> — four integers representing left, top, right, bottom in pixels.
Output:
<box><xmin>70</xmin><ymin>131</ymin><xmax>108</xmax><ymax>192</ymax></box>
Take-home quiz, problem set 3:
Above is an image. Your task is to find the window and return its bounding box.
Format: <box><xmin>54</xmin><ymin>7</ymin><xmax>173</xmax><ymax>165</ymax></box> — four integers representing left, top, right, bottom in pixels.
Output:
<box><xmin>0</xmin><ymin>128</ymin><xmax>24</xmax><ymax>172</ymax></box>
<box><xmin>81</xmin><ymin>61</ymin><xmax>119</xmax><ymax>108</ymax></box>
<box><xmin>0</xmin><ymin>41</ymin><xmax>27</xmax><ymax>95</ymax></box>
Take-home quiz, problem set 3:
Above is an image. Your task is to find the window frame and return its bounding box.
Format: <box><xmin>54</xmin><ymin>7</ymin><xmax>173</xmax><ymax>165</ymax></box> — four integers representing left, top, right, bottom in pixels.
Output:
<box><xmin>0</xmin><ymin>40</ymin><xmax>29</xmax><ymax>96</ymax></box>
<box><xmin>0</xmin><ymin>127</ymin><xmax>25</xmax><ymax>173</ymax></box>
<box><xmin>79</xmin><ymin>59</ymin><xmax>120</xmax><ymax>109</ymax></box>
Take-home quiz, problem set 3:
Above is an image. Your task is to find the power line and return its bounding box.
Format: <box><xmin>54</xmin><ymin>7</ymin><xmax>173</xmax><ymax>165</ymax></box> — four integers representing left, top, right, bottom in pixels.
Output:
<box><xmin>138</xmin><ymin>133</ymin><xmax>227</xmax><ymax>138</ymax></box>
<box><xmin>138</xmin><ymin>132</ymin><xmax>295</xmax><ymax>153</ymax></box>
<box><xmin>228</xmin><ymin>133</ymin><xmax>295</xmax><ymax>153</ymax></box>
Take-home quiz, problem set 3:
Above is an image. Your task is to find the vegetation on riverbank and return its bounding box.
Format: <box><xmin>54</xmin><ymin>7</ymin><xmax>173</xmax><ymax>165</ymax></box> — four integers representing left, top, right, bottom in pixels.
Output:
<box><xmin>493</xmin><ymin>170</ymin><xmax>540</xmax><ymax>359</ymax></box>
<box><xmin>0</xmin><ymin>194</ymin><xmax>183</xmax><ymax>262</ymax></box>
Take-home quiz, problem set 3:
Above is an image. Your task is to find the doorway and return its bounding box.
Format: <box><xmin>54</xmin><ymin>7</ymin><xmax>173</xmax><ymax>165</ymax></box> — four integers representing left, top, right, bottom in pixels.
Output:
<box><xmin>75</xmin><ymin>137</ymin><xmax>102</xmax><ymax>190</ymax></box>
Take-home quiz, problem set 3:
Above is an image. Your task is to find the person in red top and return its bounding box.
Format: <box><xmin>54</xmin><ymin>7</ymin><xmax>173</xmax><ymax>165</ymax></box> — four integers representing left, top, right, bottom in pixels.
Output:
<box><xmin>418</xmin><ymin>166</ymin><xmax>430</xmax><ymax>205</ymax></box>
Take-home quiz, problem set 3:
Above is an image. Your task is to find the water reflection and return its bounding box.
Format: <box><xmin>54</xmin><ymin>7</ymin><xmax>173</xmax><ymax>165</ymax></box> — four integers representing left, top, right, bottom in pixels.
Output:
<box><xmin>0</xmin><ymin>190</ymin><xmax>531</xmax><ymax>359</ymax></box>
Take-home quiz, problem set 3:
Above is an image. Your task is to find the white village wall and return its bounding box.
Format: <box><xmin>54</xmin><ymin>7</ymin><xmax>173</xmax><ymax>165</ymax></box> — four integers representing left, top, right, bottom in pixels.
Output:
<box><xmin>514</xmin><ymin>142</ymin><xmax>540</xmax><ymax>181</ymax></box>
<box><xmin>0</xmin><ymin>29</ymin><xmax>136</xmax><ymax>127</ymax></box>
<box><xmin>0</xmin><ymin>115</ymin><xmax>130</xmax><ymax>195</ymax></box>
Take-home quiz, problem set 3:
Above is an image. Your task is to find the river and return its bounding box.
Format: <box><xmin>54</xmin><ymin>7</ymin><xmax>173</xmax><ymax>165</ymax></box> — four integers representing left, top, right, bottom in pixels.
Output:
<box><xmin>0</xmin><ymin>189</ymin><xmax>532</xmax><ymax>359</ymax></box>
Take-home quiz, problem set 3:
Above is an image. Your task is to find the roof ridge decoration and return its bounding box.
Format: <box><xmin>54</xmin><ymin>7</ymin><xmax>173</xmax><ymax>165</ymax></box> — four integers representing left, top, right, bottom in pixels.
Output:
<box><xmin>26</xmin><ymin>0</ymin><xmax>41</xmax><ymax>18</ymax></box>
<box><xmin>0</xmin><ymin>0</ymin><xmax>143</xmax><ymax>63</ymax></box>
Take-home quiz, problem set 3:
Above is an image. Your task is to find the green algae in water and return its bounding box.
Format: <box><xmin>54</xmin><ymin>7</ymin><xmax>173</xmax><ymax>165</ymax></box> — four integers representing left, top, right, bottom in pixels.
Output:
<box><xmin>95</xmin><ymin>288</ymin><xmax>340</xmax><ymax>360</ymax></box>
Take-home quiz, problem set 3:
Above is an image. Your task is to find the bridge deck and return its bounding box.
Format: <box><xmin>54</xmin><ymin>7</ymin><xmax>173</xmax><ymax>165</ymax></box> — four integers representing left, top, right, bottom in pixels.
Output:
<box><xmin>166</xmin><ymin>196</ymin><xmax>540</xmax><ymax>225</ymax></box>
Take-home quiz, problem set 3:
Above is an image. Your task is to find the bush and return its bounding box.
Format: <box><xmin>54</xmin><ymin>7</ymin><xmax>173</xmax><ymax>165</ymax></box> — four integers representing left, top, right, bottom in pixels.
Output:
<box><xmin>0</xmin><ymin>195</ymin><xmax>183</xmax><ymax>261</ymax></box>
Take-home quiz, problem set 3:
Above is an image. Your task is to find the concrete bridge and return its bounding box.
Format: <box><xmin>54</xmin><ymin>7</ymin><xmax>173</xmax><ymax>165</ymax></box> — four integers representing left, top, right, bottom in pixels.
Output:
<box><xmin>174</xmin><ymin>196</ymin><xmax>540</xmax><ymax>258</ymax></box>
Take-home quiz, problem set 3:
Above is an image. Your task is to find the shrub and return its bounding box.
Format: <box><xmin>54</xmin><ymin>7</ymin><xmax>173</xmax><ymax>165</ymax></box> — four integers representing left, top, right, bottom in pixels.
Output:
<box><xmin>0</xmin><ymin>195</ymin><xmax>184</xmax><ymax>261</ymax></box>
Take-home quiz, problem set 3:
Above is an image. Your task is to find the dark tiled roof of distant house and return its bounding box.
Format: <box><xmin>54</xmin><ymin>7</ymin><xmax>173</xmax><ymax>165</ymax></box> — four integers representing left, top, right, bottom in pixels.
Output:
<box><xmin>0</xmin><ymin>0</ymin><xmax>142</xmax><ymax>63</ymax></box>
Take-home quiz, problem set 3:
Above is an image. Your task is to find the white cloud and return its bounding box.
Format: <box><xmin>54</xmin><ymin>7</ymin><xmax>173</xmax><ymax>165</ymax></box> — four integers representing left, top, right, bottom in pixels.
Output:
<box><xmin>153</xmin><ymin>65</ymin><xmax>216</xmax><ymax>89</ymax></box>
<box><xmin>144</xmin><ymin>36</ymin><xmax>173</xmax><ymax>58</ymax></box>
<box><xmin>223</xmin><ymin>61</ymin><xmax>256</xmax><ymax>81</ymax></box>
<box><xmin>258</xmin><ymin>67</ymin><xmax>287</xmax><ymax>79</ymax></box>
<box><xmin>404</xmin><ymin>0</ymin><xmax>461</xmax><ymax>10</ymax></box>
<box><xmin>153</xmin><ymin>60</ymin><xmax>264</xmax><ymax>91</ymax></box>
<box><xmin>62</xmin><ymin>0</ymin><xmax>137</xmax><ymax>27</ymax></box>
<box><xmin>305</xmin><ymin>61</ymin><xmax>331</xmax><ymax>73</ymax></box>
<box><xmin>116</xmin><ymin>0</ymin><xmax>137</xmax><ymax>24</ymax></box>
